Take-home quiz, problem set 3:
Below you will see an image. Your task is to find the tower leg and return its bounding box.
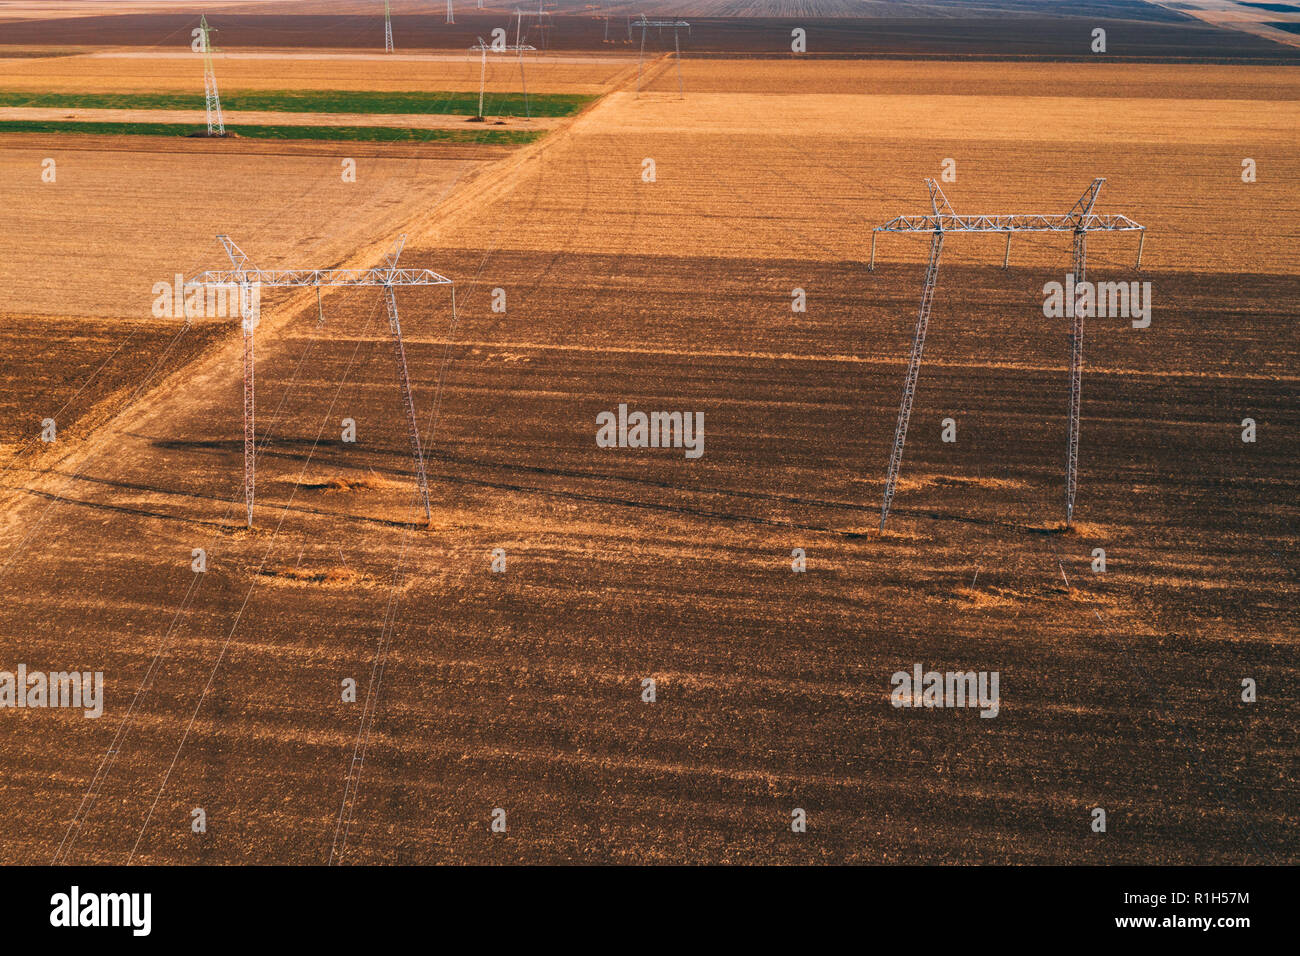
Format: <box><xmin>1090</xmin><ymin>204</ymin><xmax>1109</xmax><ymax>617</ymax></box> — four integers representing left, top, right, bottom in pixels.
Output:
<box><xmin>204</xmin><ymin>70</ymin><xmax>224</xmax><ymax>137</ymax></box>
<box><xmin>519</xmin><ymin>47</ymin><xmax>530</xmax><ymax>121</ymax></box>
<box><xmin>675</xmin><ymin>28</ymin><xmax>683</xmax><ymax>98</ymax></box>
<box><xmin>242</xmin><ymin>289</ymin><xmax>255</xmax><ymax>529</ymax></box>
<box><xmin>1066</xmin><ymin>230</ymin><xmax>1087</xmax><ymax>527</ymax></box>
<box><xmin>880</xmin><ymin>230</ymin><xmax>945</xmax><ymax>529</ymax></box>
<box><xmin>637</xmin><ymin>27</ymin><xmax>646</xmax><ymax>96</ymax></box>
<box><xmin>478</xmin><ymin>46</ymin><xmax>486</xmax><ymax>119</ymax></box>
<box><xmin>383</xmin><ymin>285</ymin><xmax>433</xmax><ymax>524</ymax></box>
<box><xmin>1003</xmin><ymin>230</ymin><xmax>1012</xmax><ymax>270</ymax></box>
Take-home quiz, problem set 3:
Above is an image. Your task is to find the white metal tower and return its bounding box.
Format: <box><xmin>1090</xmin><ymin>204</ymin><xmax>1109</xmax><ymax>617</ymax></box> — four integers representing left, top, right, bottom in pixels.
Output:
<box><xmin>632</xmin><ymin>15</ymin><xmax>689</xmax><ymax>98</ymax></box>
<box><xmin>469</xmin><ymin>36</ymin><xmax>536</xmax><ymax>121</ymax></box>
<box><xmin>869</xmin><ymin>179</ymin><xmax>1145</xmax><ymax>529</ymax></box>
<box><xmin>199</xmin><ymin>14</ymin><xmax>225</xmax><ymax>136</ymax></box>
<box><xmin>185</xmin><ymin>235</ymin><xmax>456</xmax><ymax>528</ymax></box>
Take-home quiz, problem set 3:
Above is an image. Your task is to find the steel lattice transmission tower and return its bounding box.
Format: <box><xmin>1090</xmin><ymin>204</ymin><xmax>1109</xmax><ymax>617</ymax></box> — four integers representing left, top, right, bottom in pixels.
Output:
<box><xmin>869</xmin><ymin>178</ymin><xmax>1145</xmax><ymax>530</ymax></box>
<box><xmin>198</xmin><ymin>14</ymin><xmax>224</xmax><ymax>136</ymax></box>
<box><xmin>632</xmin><ymin>15</ymin><xmax>689</xmax><ymax>98</ymax></box>
<box><xmin>469</xmin><ymin>37</ymin><xmax>537</xmax><ymax>121</ymax></box>
<box><xmin>384</xmin><ymin>0</ymin><xmax>394</xmax><ymax>52</ymax></box>
<box><xmin>185</xmin><ymin>235</ymin><xmax>456</xmax><ymax>528</ymax></box>
<box><xmin>446</xmin><ymin>0</ymin><xmax>455</xmax><ymax>24</ymax></box>
<box><xmin>512</xmin><ymin>5</ymin><xmax>551</xmax><ymax>50</ymax></box>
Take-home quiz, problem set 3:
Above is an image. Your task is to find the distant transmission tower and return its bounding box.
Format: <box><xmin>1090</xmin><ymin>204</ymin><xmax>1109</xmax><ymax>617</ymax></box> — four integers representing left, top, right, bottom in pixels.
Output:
<box><xmin>512</xmin><ymin>4</ymin><xmax>551</xmax><ymax>48</ymax></box>
<box><xmin>869</xmin><ymin>179</ymin><xmax>1145</xmax><ymax>530</ymax></box>
<box><xmin>470</xmin><ymin>36</ymin><xmax>536</xmax><ymax>121</ymax></box>
<box><xmin>384</xmin><ymin>0</ymin><xmax>393</xmax><ymax>52</ymax></box>
<box><xmin>535</xmin><ymin>0</ymin><xmax>553</xmax><ymax>45</ymax></box>
<box><xmin>198</xmin><ymin>14</ymin><xmax>224</xmax><ymax>136</ymax></box>
<box><xmin>632</xmin><ymin>15</ymin><xmax>689</xmax><ymax>98</ymax></box>
<box><xmin>185</xmin><ymin>235</ymin><xmax>456</xmax><ymax>528</ymax></box>
<box><xmin>446</xmin><ymin>0</ymin><xmax>454</xmax><ymax>24</ymax></box>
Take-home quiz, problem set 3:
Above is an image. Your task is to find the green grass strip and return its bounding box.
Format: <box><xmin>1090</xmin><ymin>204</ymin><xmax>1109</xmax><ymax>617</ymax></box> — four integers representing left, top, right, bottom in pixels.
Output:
<box><xmin>0</xmin><ymin>119</ymin><xmax>543</xmax><ymax>144</ymax></box>
<box><xmin>0</xmin><ymin>89</ymin><xmax>593</xmax><ymax>118</ymax></box>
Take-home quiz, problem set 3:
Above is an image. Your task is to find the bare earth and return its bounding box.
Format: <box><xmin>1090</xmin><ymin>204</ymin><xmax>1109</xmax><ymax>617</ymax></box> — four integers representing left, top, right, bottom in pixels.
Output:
<box><xmin>0</xmin><ymin>106</ymin><xmax>558</xmax><ymax>130</ymax></box>
<box><xmin>0</xmin><ymin>54</ymin><xmax>1295</xmax><ymax>864</ymax></box>
<box><xmin>0</xmin><ymin>50</ymin><xmax>636</xmax><ymax>96</ymax></box>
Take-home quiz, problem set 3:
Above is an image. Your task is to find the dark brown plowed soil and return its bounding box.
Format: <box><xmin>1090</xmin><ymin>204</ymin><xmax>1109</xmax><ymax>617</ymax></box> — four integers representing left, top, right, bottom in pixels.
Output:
<box><xmin>2</xmin><ymin>13</ymin><xmax>1298</xmax><ymax>61</ymax></box>
<box><xmin>1</xmin><ymin>250</ymin><xmax>1293</xmax><ymax>864</ymax></box>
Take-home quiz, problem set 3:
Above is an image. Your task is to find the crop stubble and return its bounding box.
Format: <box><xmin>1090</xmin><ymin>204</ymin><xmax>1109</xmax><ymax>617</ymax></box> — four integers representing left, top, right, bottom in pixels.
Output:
<box><xmin>0</xmin><ymin>58</ymin><xmax>1294</xmax><ymax>864</ymax></box>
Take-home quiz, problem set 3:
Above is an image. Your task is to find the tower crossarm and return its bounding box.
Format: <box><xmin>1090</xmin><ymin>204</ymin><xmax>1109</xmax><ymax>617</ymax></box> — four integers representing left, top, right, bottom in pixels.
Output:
<box><xmin>869</xmin><ymin>178</ymin><xmax>1147</xmax><ymax>532</ymax></box>
<box><xmin>873</xmin><ymin>212</ymin><xmax>1145</xmax><ymax>234</ymax></box>
<box><xmin>183</xmin><ymin>236</ymin><xmax>456</xmax><ymax>530</ymax></box>
<box><xmin>470</xmin><ymin>39</ymin><xmax>537</xmax><ymax>50</ymax></box>
<box><xmin>186</xmin><ymin>267</ymin><xmax>454</xmax><ymax>289</ymax></box>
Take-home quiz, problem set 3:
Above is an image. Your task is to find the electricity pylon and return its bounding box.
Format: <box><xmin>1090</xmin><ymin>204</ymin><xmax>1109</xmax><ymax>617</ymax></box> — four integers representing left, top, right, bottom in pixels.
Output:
<box><xmin>384</xmin><ymin>0</ymin><xmax>393</xmax><ymax>52</ymax></box>
<box><xmin>198</xmin><ymin>14</ymin><xmax>224</xmax><ymax>136</ymax></box>
<box><xmin>869</xmin><ymin>179</ymin><xmax>1146</xmax><ymax>530</ymax></box>
<box><xmin>512</xmin><ymin>5</ymin><xmax>551</xmax><ymax>48</ymax></box>
<box><xmin>469</xmin><ymin>37</ymin><xmax>537</xmax><ymax>121</ymax></box>
<box><xmin>632</xmin><ymin>15</ymin><xmax>689</xmax><ymax>98</ymax></box>
<box><xmin>185</xmin><ymin>236</ymin><xmax>456</xmax><ymax>528</ymax></box>
<box><xmin>537</xmin><ymin>0</ymin><xmax>554</xmax><ymax>40</ymax></box>
<box><xmin>446</xmin><ymin>0</ymin><xmax>454</xmax><ymax>24</ymax></box>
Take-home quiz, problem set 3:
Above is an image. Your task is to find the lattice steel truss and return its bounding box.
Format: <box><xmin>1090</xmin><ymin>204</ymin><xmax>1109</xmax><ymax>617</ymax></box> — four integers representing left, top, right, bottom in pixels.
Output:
<box><xmin>632</xmin><ymin>15</ymin><xmax>690</xmax><ymax>97</ymax></box>
<box><xmin>384</xmin><ymin>0</ymin><xmax>393</xmax><ymax>52</ymax></box>
<box><xmin>198</xmin><ymin>15</ymin><xmax>224</xmax><ymax>136</ymax></box>
<box><xmin>512</xmin><ymin>5</ymin><xmax>552</xmax><ymax>50</ymax></box>
<box><xmin>186</xmin><ymin>235</ymin><xmax>455</xmax><ymax>529</ymax></box>
<box><xmin>869</xmin><ymin>178</ymin><xmax>1146</xmax><ymax>530</ymax></box>
<box><xmin>470</xmin><ymin>36</ymin><xmax>537</xmax><ymax>120</ymax></box>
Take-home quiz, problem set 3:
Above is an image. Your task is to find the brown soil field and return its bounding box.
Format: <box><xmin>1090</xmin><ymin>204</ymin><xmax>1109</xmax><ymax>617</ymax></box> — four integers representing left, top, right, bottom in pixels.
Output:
<box><xmin>0</xmin><ymin>138</ymin><xmax>492</xmax><ymax>467</ymax></box>
<box><xmin>434</xmin><ymin>67</ymin><xmax>1300</xmax><ymax>276</ymax></box>
<box><xmin>56</xmin><ymin>0</ymin><xmax>1181</xmax><ymax>17</ymax></box>
<box><xmin>643</xmin><ymin>57</ymin><xmax>1300</xmax><ymax>97</ymax></box>
<box><xmin>0</xmin><ymin>56</ymin><xmax>1295</xmax><ymax>865</ymax></box>
<box><xmin>0</xmin><ymin>50</ymin><xmax>635</xmax><ymax>96</ymax></box>
<box><xmin>0</xmin><ymin>0</ymin><xmax>215</xmax><ymax>18</ymax></box>
<box><xmin>4</xmin><ymin>12</ymin><xmax>1299</xmax><ymax>60</ymax></box>
<box><xmin>0</xmin><ymin>106</ymin><xmax>558</xmax><ymax>130</ymax></box>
